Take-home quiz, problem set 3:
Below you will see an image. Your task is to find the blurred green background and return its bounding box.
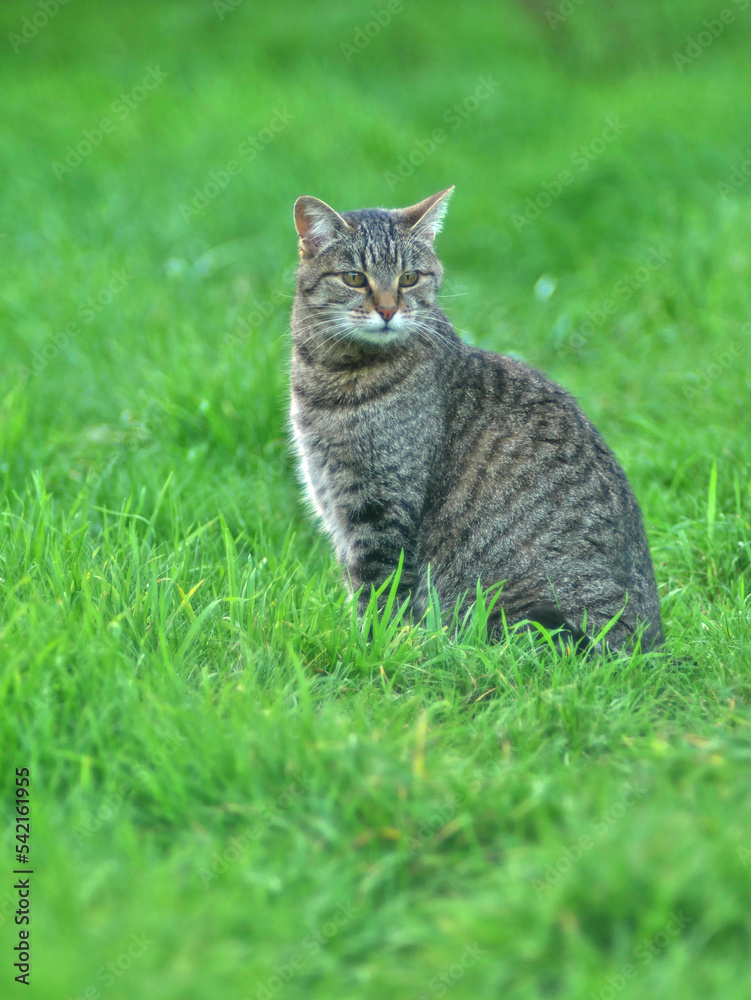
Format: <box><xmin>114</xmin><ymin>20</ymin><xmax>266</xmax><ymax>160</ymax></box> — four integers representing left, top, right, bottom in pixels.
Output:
<box><xmin>1</xmin><ymin>1</ymin><xmax>751</xmax><ymax>998</ymax></box>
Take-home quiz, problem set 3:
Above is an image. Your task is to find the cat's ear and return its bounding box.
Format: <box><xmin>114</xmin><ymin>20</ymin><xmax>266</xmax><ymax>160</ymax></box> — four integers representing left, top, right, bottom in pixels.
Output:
<box><xmin>294</xmin><ymin>196</ymin><xmax>350</xmax><ymax>256</ymax></box>
<box><xmin>400</xmin><ymin>186</ymin><xmax>454</xmax><ymax>242</ymax></box>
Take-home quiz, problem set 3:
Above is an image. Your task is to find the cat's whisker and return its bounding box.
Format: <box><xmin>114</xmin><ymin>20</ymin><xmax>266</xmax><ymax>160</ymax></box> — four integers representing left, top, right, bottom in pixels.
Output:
<box><xmin>312</xmin><ymin>324</ymin><xmax>356</xmax><ymax>365</ymax></box>
<box><xmin>410</xmin><ymin>318</ymin><xmax>465</xmax><ymax>358</ymax></box>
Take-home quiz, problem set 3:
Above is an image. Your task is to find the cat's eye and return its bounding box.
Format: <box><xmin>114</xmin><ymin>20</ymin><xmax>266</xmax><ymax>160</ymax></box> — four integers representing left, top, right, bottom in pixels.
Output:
<box><xmin>399</xmin><ymin>271</ymin><xmax>419</xmax><ymax>287</ymax></box>
<box><xmin>342</xmin><ymin>271</ymin><xmax>367</xmax><ymax>287</ymax></box>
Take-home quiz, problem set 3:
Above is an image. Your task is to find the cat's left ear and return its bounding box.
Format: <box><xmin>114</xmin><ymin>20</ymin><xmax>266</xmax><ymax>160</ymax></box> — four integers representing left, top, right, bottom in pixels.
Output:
<box><xmin>400</xmin><ymin>186</ymin><xmax>454</xmax><ymax>242</ymax></box>
<box><xmin>294</xmin><ymin>196</ymin><xmax>350</xmax><ymax>256</ymax></box>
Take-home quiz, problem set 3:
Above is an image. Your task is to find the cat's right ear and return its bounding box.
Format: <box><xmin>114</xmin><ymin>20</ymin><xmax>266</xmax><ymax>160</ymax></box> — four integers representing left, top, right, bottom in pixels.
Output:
<box><xmin>293</xmin><ymin>196</ymin><xmax>349</xmax><ymax>257</ymax></box>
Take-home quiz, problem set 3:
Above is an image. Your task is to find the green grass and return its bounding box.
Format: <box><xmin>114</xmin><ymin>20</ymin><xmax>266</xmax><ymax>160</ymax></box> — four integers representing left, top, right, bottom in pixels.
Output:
<box><xmin>1</xmin><ymin>1</ymin><xmax>751</xmax><ymax>997</ymax></box>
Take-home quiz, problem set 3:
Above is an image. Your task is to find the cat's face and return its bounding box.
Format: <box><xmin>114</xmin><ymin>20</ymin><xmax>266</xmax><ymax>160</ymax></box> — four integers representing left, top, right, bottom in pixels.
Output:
<box><xmin>293</xmin><ymin>188</ymin><xmax>452</xmax><ymax>345</ymax></box>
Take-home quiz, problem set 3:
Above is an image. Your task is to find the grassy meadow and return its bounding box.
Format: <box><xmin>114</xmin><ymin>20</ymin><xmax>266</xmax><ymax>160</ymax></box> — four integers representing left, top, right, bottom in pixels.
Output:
<box><xmin>1</xmin><ymin>0</ymin><xmax>751</xmax><ymax>996</ymax></box>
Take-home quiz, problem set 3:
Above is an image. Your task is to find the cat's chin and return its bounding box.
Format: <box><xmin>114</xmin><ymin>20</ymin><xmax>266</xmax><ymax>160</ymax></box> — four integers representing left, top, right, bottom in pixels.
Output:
<box><xmin>345</xmin><ymin>327</ymin><xmax>410</xmax><ymax>347</ymax></box>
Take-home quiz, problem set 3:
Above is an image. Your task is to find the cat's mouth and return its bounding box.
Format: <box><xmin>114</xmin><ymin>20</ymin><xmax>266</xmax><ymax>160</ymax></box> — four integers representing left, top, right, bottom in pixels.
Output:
<box><xmin>345</xmin><ymin>313</ymin><xmax>410</xmax><ymax>345</ymax></box>
<box><xmin>354</xmin><ymin>310</ymin><xmax>407</xmax><ymax>336</ymax></box>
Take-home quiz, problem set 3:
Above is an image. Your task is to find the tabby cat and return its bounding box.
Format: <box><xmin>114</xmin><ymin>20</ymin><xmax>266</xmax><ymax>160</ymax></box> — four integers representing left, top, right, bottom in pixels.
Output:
<box><xmin>289</xmin><ymin>187</ymin><xmax>663</xmax><ymax>651</ymax></box>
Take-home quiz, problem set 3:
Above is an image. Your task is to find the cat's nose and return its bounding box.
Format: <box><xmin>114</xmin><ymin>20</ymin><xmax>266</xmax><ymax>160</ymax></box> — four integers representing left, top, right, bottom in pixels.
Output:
<box><xmin>376</xmin><ymin>305</ymin><xmax>397</xmax><ymax>323</ymax></box>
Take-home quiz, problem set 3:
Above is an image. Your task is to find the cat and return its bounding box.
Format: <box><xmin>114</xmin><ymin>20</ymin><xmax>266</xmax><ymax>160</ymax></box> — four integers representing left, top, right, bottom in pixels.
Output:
<box><xmin>289</xmin><ymin>186</ymin><xmax>663</xmax><ymax>652</ymax></box>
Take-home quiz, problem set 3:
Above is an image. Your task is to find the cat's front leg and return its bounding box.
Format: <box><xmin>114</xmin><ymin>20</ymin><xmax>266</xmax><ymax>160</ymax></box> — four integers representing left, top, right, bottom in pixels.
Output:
<box><xmin>340</xmin><ymin>502</ymin><xmax>418</xmax><ymax>618</ymax></box>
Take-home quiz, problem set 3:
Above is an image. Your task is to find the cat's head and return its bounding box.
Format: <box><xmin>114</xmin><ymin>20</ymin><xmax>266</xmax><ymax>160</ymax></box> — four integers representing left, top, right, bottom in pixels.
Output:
<box><xmin>292</xmin><ymin>187</ymin><xmax>453</xmax><ymax>345</ymax></box>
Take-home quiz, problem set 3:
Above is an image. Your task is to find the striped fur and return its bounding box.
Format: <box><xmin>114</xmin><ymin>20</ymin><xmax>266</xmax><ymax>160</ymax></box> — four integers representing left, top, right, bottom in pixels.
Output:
<box><xmin>289</xmin><ymin>190</ymin><xmax>664</xmax><ymax>651</ymax></box>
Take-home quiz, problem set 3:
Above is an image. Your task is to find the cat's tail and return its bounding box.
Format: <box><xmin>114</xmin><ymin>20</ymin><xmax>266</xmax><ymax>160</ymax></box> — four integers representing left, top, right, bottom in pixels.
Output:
<box><xmin>490</xmin><ymin>602</ymin><xmax>592</xmax><ymax>652</ymax></box>
<box><xmin>492</xmin><ymin>602</ymin><xmax>670</xmax><ymax>658</ymax></box>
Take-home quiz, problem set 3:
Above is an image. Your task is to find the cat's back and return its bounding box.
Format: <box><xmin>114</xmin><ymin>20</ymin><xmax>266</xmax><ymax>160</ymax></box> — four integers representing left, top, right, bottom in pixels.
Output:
<box><xmin>443</xmin><ymin>346</ymin><xmax>618</xmax><ymax>480</ymax></box>
<box><xmin>438</xmin><ymin>349</ymin><xmax>654</xmax><ymax>557</ymax></box>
